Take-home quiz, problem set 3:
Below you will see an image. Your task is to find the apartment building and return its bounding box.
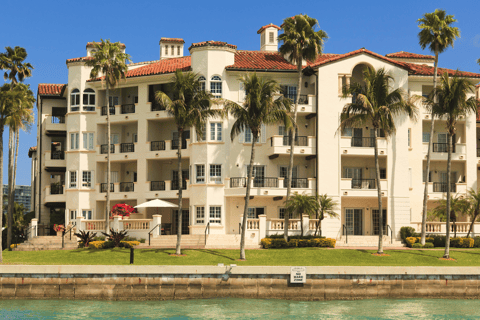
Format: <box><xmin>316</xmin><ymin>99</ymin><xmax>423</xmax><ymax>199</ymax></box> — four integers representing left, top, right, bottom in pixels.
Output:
<box><xmin>2</xmin><ymin>185</ymin><xmax>32</xmax><ymax>213</ymax></box>
<box><xmin>30</xmin><ymin>23</ymin><xmax>480</xmax><ymax>241</ymax></box>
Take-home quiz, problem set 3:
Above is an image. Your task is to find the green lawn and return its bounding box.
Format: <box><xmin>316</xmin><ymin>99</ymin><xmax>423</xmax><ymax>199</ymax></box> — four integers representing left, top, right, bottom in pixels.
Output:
<box><xmin>2</xmin><ymin>248</ymin><xmax>480</xmax><ymax>266</ymax></box>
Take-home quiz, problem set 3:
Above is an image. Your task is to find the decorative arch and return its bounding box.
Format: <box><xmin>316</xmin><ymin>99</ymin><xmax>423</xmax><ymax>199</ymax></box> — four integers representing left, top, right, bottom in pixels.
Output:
<box><xmin>70</xmin><ymin>89</ymin><xmax>80</xmax><ymax>111</ymax></box>
<box><xmin>210</xmin><ymin>75</ymin><xmax>222</xmax><ymax>97</ymax></box>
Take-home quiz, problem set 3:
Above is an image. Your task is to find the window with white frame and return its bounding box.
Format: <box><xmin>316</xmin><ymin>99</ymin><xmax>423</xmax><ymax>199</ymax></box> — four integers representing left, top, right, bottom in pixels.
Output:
<box><xmin>279</xmin><ymin>207</ymin><xmax>293</xmax><ymax>219</ymax></box>
<box><xmin>422</xmin><ymin>132</ymin><xmax>430</xmax><ymax>143</ymax></box>
<box><xmin>70</xmin><ymin>132</ymin><xmax>79</xmax><ymax>150</ymax></box>
<box><xmin>177</xmin><ymin>46</ymin><xmax>180</xmax><ymax>55</ymax></box>
<box><xmin>83</xmin><ymin>88</ymin><xmax>95</xmax><ymax>111</ymax></box>
<box><xmin>82</xmin><ymin>210</ymin><xmax>92</xmax><ymax>220</ymax></box>
<box><xmin>209</xmin><ymin>164</ymin><xmax>222</xmax><ymax>183</ymax></box>
<box><xmin>82</xmin><ymin>171</ymin><xmax>93</xmax><ymax>188</ymax></box>
<box><xmin>243</xmin><ymin>124</ymin><xmax>265</xmax><ymax>143</ymax></box>
<box><xmin>245</xmin><ymin>128</ymin><xmax>252</xmax><ymax>143</ymax></box>
<box><xmin>210</xmin><ymin>76</ymin><xmax>222</xmax><ymax>97</ymax></box>
<box><xmin>269</xmin><ymin>32</ymin><xmax>274</xmax><ymax>43</ymax></box>
<box><xmin>83</xmin><ymin>132</ymin><xmax>94</xmax><ymax>150</ymax></box>
<box><xmin>199</xmin><ymin>76</ymin><xmax>206</xmax><ymax>92</ymax></box>
<box><xmin>71</xmin><ymin>89</ymin><xmax>80</xmax><ymax>111</ymax></box>
<box><xmin>247</xmin><ymin>207</ymin><xmax>265</xmax><ymax>219</ymax></box>
<box><xmin>196</xmin><ymin>206</ymin><xmax>205</xmax><ymax>224</ymax></box>
<box><xmin>108</xmin><ymin>96</ymin><xmax>119</xmax><ymax>107</ymax></box>
<box><xmin>209</xmin><ymin>206</ymin><xmax>221</xmax><ymax>224</ymax></box>
<box><xmin>196</xmin><ymin>123</ymin><xmax>206</xmax><ymax>142</ymax></box>
<box><xmin>210</xmin><ymin>122</ymin><xmax>222</xmax><ymax>141</ymax></box>
<box><xmin>69</xmin><ymin>171</ymin><xmax>77</xmax><ymax>188</ymax></box>
<box><xmin>165</xmin><ymin>46</ymin><xmax>168</xmax><ymax>56</ymax></box>
<box><xmin>70</xmin><ymin>210</ymin><xmax>77</xmax><ymax>220</ymax></box>
<box><xmin>171</xmin><ymin>45</ymin><xmax>174</xmax><ymax>55</ymax></box>
<box><xmin>196</xmin><ymin>164</ymin><xmax>205</xmax><ymax>183</ymax></box>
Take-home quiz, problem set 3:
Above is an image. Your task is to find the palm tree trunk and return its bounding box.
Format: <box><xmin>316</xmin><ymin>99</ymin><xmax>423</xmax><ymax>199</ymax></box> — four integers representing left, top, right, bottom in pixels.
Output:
<box><xmin>453</xmin><ymin>212</ymin><xmax>456</xmax><ymax>238</ymax></box>
<box><xmin>421</xmin><ymin>48</ymin><xmax>439</xmax><ymax>246</ymax></box>
<box><xmin>284</xmin><ymin>60</ymin><xmax>302</xmax><ymax>242</ymax></box>
<box><xmin>300</xmin><ymin>211</ymin><xmax>304</xmax><ymax>237</ymax></box>
<box><xmin>374</xmin><ymin>128</ymin><xmax>384</xmax><ymax>254</ymax></box>
<box><xmin>0</xmin><ymin>124</ymin><xmax>4</xmax><ymax>261</ymax></box>
<box><xmin>466</xmin><ymin>209</ymin><xmax>478</xmax><ymax>238</ymax></box>
<box><xmin>13</xmin><ymin>129</ymin><xmax>18</xmax><ymax>193</ymax></box>
<box><xmin>314</xmin><ymin>211</ymin><xmax>319</xmax><ymax>236</ymax></box>
<box><xmin>7</xmin><ymin>125</ymin><xmax>14</xmax><ymax>248</ymax></box>
<box><xmin>240</xmin><ymin>135</ymin><xmax>257</xmax><ymax>260</ymax></box>
<box><xmin>444</xmin><ymin>133</ymin><xmax>452</xmax><ymax>259</ymax></box>
<box><xmin>176</xmin><ymin>128</ymin><xmax>183</xmax><ymax>255</ymax></box>
<box><xmin>105</xmin><ymin>83</ymin><xmax>111</xmax><ymax>234</ymax></box>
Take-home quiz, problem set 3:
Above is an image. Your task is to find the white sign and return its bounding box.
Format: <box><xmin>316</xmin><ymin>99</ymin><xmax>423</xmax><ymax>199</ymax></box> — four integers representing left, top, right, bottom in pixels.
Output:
<box><xmin>290</xmin><ymin>266</ymin><xmax>306</xmax><ymax>284</ymax></box>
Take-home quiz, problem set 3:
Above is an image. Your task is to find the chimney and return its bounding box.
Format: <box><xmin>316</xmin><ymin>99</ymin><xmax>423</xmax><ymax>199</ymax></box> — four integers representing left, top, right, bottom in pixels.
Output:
<box><xmin>159</xmin><ymin>38</ymin><xmax>185</xmax><ymax>59</ymax></box>
<box><xmin>257</xmin><ymin>23</ymin><xmax>281</xmax><ymax>52</ymax></box>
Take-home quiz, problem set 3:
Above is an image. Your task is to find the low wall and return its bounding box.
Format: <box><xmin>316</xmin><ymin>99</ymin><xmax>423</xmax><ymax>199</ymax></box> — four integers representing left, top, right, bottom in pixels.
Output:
<box><xmin>1</xmin><ymin>266</ymin><xmax>480</xmax><ymax>300</ymax></box>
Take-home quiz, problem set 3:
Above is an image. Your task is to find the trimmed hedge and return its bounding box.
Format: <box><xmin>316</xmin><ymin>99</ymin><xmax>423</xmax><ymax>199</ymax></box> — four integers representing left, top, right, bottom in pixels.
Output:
<box><xmin>423</xmin><ymin>242</ymin><xmax>434</xmax><ymax>249</ymax></box>
<box><xmin>267</xmin><ymin>235</ymin><xmax>325</xmax><ymax>240</ymax></box>
<box><xmin>450</xmin><ymin>237</ymin><xmax>474</xmax><ymax>248</ymax></box>
<box><xmin>400</xmin><ymin>226</ymin><xmax>416</xmax><ymax>242</ymax></box>
<box><xmin>474</xmin><ymin>237</ymin><xmax>480</xmax><ymax>248</ymax></box>
<box><xmin>405</xmin><ymin>237</ymin><xmax>434</xmax><ymax>247</ymax></box>
<box><xmin>88</xmin><ymin>240</ymin><xmax>140</xmax><ymax>249</ymax></box>
<box><xmin>412</xmin><ymin>243</ymin><xmax>423</xmax><ymax>248</ymax></box>
<box><xmin>261</xmin><ymin>238</ymin><xmax>335</xmax><ymax>249</ymax></box>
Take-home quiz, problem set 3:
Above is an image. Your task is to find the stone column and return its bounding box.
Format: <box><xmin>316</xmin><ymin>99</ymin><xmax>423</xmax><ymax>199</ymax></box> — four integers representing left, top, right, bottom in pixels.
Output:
<box><xmin>75</xmin><ymin>217</ymin><xmax>84</xmax><ymax>232</ymax></box>
<box><xmin>258</xmin><ymin>214</ymin><xmax>267</xmax><ymax>242</ymax></box>
<box><xmin>112</xmin><ymin>216</ymin><xmax>121</xmax><ymax>232</ymax></box>
<box><xmin>30</xmin><ymin>218</ymin><xmax>38</xmax><ymax>238</ymax></box>
<box><xmin>152</xmin><ymin>215</ymin><xmax>162</xmax><ymax>237</ymax></box>
<box><xmin>303</xmin><ymin>214</ymin><xmax>310</xmax><ymax>236</ymax></box>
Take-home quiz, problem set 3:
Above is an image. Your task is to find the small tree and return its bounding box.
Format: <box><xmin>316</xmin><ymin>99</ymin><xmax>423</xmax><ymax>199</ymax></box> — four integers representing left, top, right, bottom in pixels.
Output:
<box><xmin>430</xmin><ymin>195</ymin><xmax>469</xmax><ymax>238</ymax></box>
<box><xmin>315</xmin><ymin>194</ymin><xmax>339</xmax><ymax>236</ymax></box>
<box><xmin>284</xmin><ymin>193</ymin><xmax>320</xmax><ymax>237</ymax></box>
<box><xmin>466</xmin><ymin>188</ymin><xmax>480</xmax><ymax>238</ymax></box>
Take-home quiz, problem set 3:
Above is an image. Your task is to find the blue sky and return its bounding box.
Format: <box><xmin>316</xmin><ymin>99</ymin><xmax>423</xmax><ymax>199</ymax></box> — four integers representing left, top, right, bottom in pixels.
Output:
<box><xmin>1</xmin><ymin>0</ymin><xmax>479</xmax><ymax>186</ymax></box>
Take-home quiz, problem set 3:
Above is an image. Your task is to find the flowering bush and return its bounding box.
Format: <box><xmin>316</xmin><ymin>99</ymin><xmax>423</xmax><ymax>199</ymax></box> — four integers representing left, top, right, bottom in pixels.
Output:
<box><xmin>53</xmin><ymin>224</ymin><xmax>65</xmax><ymax>232</ymax></box>
<box><xmin>110</xmin><ymin>203</ymin><xmax>137</xmax><ymax>218</ymax></box>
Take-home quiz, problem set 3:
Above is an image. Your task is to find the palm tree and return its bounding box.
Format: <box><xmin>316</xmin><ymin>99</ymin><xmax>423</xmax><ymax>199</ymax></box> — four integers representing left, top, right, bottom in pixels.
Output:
<box><xmin>155</xmin><ymin>70</ymin><xmax>220</xmax><ymax>255</ymax></box>
<box><xmin>427</xmin><ymin>72</ymin><xmax>476</xmax><ymax>258</ymax></box>
<box><xmin>0</xmin><ymin>47</ymin><xmax>34</xmax><ymax>250</ymax></box>
<box><xmin>5</xmin><ymin>83</ymin><xmax>34</xmax><ymax>248</ymax></box>
<box><xmin>417</xmin><ymin>9</ymin><xmax>460</xmax><ymax>245</ymax></box>
<box><xmin>340</xmin><ymin>68</ymin><xmax>418</xmax><ymax>254</ymax></box>
<box><xmin>225</xmin><ymin>73</ymin><xmax>292</xmax><ymax>260</ymax></box>
<box><xmin>466</xmin><ymin>188</ymin><xmax>480</xmax><ymax>238</ymax></box>
<box><xmin>430</xmin><ymin>195</ymin><xmax>469</xmax><ymax>238</ymax></box>
<box><xmin>315</xmin><ymin>194</ymin><xmax>339</xmax><ymax>236</ymax></box>
<box><xmin>85</xmin><ymin>40</ymin><xmax>131</xmax><ymax>233</ymax></box>
<box><xmin>285</xmin><ymin>193</ymin><xmax>319</xmax><ymax>236</ymax></box>
<box><xmin>279</xmin><ymin>14</ymin><xmax>328</xmax><ymax>242</ymax></box>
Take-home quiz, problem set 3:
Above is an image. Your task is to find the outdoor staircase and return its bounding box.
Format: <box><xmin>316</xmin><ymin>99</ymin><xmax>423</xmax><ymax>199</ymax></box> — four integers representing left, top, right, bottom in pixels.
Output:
<box><xmin>336</xmin><ymin>235</ymin><xmax>405</xmax><ymax>248</ymax></box>
<box><xmin>13</xmin><ymin>236</ymin><xmax>78</xmax><ymax>251</ymax></box>
<box><xmin>137</xmin><ymin>234</ymin><xmax>262</xmax><ymax>249</ymax></box>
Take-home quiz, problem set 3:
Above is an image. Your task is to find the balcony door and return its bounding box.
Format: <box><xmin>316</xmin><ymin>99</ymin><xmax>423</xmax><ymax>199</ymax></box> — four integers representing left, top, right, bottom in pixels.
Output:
<box><xmin>247</xmin><ymin>165</ymin><xmax>265</xmax><ymax>187</ymax></box>
<box><xmin>372</xmin><ymin>209</ymin><xmax>387</xmax><ymax>235</ymax></box>
<box><xmin>345</xmin><ymin>208</ymin><xmax>363</xmax><ymax>235</ymax></box>
<box><xmin>173</xmin><ymin>209</ymin><xmax>190</xmax><ymax>235</ymax></box>
<box><xmin>351</xmin><ymin>128</ymin><xmax>363</xmax><ymax>147</ymax></box>
<box><xmin>344</xmin><ymin>167</ymin><xmax>362</xmax><ymax>189</ymax></box>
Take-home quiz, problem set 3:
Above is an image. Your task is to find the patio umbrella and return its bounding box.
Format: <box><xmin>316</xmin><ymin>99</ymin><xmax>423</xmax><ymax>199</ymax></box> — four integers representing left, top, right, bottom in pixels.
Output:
<box><xmin>134</xmin><ymin>199</ymin><xmax>178</xmax><ymax>214</ymax></box>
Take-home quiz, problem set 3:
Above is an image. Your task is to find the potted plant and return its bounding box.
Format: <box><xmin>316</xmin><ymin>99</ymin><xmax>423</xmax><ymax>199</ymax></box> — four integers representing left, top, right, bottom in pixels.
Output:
<box><xmin>110</xmin><ymin>203</ymin><xmax>137</xmax><ymax>220</ymax></box>
<box><xmin>53</xmin><ymin>224</ymin><xmax>65</xmax><ymax>237</ymax></box>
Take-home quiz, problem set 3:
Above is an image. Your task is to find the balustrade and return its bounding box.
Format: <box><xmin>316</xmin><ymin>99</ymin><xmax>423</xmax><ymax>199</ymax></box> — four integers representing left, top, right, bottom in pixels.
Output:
<box><xmin>123</xmin><ymin>219</ymin><xmax>150</xmax><ymax>230</ymax></box>
<box><xmin>246</xmin><ymin>219</ymin><xmax>259</xmax><ymax>230</ymax></box>
<box><xmin>85</xmin><ymin>220</ymin><xmax>105</xmax><ymax>231</ymax></box>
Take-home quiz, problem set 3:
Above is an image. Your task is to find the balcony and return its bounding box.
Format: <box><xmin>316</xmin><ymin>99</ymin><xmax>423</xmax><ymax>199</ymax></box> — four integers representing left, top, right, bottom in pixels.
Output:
<box><xmin>100</xmin><ymin>144</ymin><xmax>115</xmax><ymax>154</ymax></box>
<box><xmin>44</xmin><ymin>183</ymin><xmax>65</xmax><ymax>203</ymax></box>
<box><xmin>120</xmin><ymin>143</ymin><xmax>135</xmax><ymax>153</ymax></box>
<box><xmin>424</xmin><ymin>182</ymin><xmax>467</xmax><ymax>200</ymax></box>
<box><xmin>280</xmin><ymin>94</ymin><xmax>316</xmax><ymax>114</ymax></box>
<box><xmin>96</xmin><ymin>182</ymin><xmax>137</xmax><ymax>200</ymax></box>
<box><xmin>340</xmin><ymin>137</ymin><xmax>387</xmax><ymax>156</ymax></box>
<box><xmin>44</xmin><ymin>151</ymin><xmax>66</xmax><ymax>169</ymax></box>
<box><xmin>146</xmin><ymin>139</ymin><xmax>191</xmax><ymax>159</ymax></box>
<box><xmin>100</xmin><ymin>183</ymin><xmax>114</xmax><ymax>193</ymax></box>
<box><xmin>340</xmin><ymin>178</ymin><xmax>388</xmax><ymax>197</ymax></box>
<box><xmin>121</xmin><ymin>104</ymin><xmax>135</xmax><ymax>114</ymax></box>
<box><xmin>45</xmin><ymin>115</ymin><xmax>66</xmax><ymax>134</ymax></box>
<box><xmin>226</xmin><ymin>177</ymin><xmax>315</xmax><ymax>197</ymax></box>
<box><xmin>120</xmin><ymin>182</ymin><xmax>134</xmax><ymax>192</ymax></box>
<box><xmin>101</xmin><ymin>106</ymin><xmax>115</xmax><ymax>116</ymax></box>
<box><xmin>143</xmin><ymin>179</ymin><xmax>190</xmax><ymax>199</ymax></box>
<box><xmin>268</xmin><ymin>136</ymin><xmax>315</xmax><ymax>158</ymax></box>
<box><xmin>433</xmin><ymin>182</ymin><xmax>456</xmax><ymax>193</ymax></box>
<box><xmin>151</xmin><ymin>141</ymin><xmax>165</xmax><ymax>151</ymax></box>
<box><xmin>422</xmin><ymin>143</ymin><xmax>466</xmax><ymax>161</ymax></box>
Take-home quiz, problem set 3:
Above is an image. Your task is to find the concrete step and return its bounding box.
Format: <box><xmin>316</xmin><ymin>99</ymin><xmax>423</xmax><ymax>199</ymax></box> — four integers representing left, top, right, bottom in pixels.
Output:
<box><xmin>12</xmin><ymin>236</ymin><xmax>79</xmax><ymax>251</ymax></box>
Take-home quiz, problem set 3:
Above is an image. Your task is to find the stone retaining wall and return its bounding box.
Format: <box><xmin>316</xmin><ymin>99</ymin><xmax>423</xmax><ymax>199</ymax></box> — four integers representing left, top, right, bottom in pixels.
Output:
<box><xmin>1</xmin><ymin>266</ymin><xmax>480</xmax><ymax>300</ymax></box>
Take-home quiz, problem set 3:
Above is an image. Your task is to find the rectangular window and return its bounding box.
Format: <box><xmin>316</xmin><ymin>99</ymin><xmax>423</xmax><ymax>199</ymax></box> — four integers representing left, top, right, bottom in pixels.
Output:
<box><xmin>408</xmin><ymin>128</ymin><xmax>411</xmax><ymax>147</ymax></box>
<box><xmin>177</xmin><ymin>46</ymin><xmax>180</xmax><ymax>55</ymax></box>
<box><xmin>209</xmin><ymin>206</ymin><xmax>221</xmax><ymax>224</ymax></box>
<box><xmin>210</xmin><ymin>123</ymin><xmax>222</xmax><ymax>141</ymax></box>
<box><xmin>380</xmin><ymin>168</ymin><xmax>386</xmax><ymax>180</ymax></box>
<box><xmin>269</xmin><ymin>32</ymin><xmax>274</xmax><ymax>43</ymax></box>
<box><xmin>108</xmin><ymin>96</ymin><xmax>119</xmax><ymax>107</ymax></box>
<box><xmin>422</xmin><ymin>132</ymin><xmax>430</xmax><ymax>143</ymax></box>
<box><xmin>247</xmin><ymin>207</ymin><xmax>265</xmax><ymax>219</ymax></box>
<box><xmin>196</xmin><ymin>124</ymin><xmax>206</xmax><ymax>142</ymax></box>
<box><xmin>165</xmin><ymin>46</ymin><xmax>168</xmax><ymax>55</ymax></box>
<box><xmin>82</xmin><ymin>210</ymin><xmax>92</xmax><ymax>220</ymax></box>
<box><xmin>196</xmin><ymin>165</ymin><xmax>205</xmax><ymax>183</ymax></box>
<box><xmin>82</xmin><ymin>171</ymin><xmax>92</xmax><ymax>188</ymax></box>
<box><xmin>209</xmin><ymin>164</ymin><xmax>222</xmax><ymax>183</ymax></box>
<box><xmin>69</xmin><ymin>171</ymin><xmax>77</xmax><ymax>188</ymax></box>
<box><xmin>342</xmin><ymin>128</ymin><xmax>353</xmax><ymax>137</ymax></box>
<box><xmin>70</xmin><ymin>210</ymin><xmax>77</xmax><ymax>220</ymax></box>
<box><xmin>196</xmin><ymin>206</ymin><xmax>205</xmax><ymax>224</ymax></box>
<box><xmin>171</xmin><ymin>45</ymin><xmax>174</xmax><ymax>55</ymax></box>
<box><xmin>70</xmin><ymin>133</ymin><xmax>79</xmax><ymax>150</ymax></box>
<box><xmin>422</xmin><ymin>170</ymin><xmax>432</xmax><ymax>183</ymax></box>
<box><xmin>279</xmin><ymin>208</ymin><xmax>293</xmax><ymax>219</ymax></box>
<box><xmin>245</xmin><ymin>128</ymin><xmax>252</xmax><ymax>143</ymax></box>
<box><xmin>83</xmin><ymin>132</ymin><xmax>94</xmax><ymax>150</ymax></box>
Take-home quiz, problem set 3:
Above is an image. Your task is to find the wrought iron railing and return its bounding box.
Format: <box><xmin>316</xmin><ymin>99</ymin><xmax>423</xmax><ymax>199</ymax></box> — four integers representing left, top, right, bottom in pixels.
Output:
<box><xmin>151</xmin><ymin>141</ymin><xmax>165</xmax><ymax>151</ymax></box>
<box><xmin>100</xmin><ymin>183</ymin><xmax>114</xmax><ymax>193</ymax></box>
<box><xmin>282</xmin><ymin>136</ymin><xmax>308</xmax><ymax>146</ymax></box>
<box><xmin>171</xmin><ymin>140</ymin><xmax>187</xmax><ymax>150</ymax></box>
<box><xmin>121</xmin><ymin>104</ymin><xmax>135</xmax><ymax>114</ymax></box>
<box><xmin>284</xmin><ymin>178</ymin><xmax>308</xmax><ymax>188</ymax></box>
<box><xmin>101</xmin><ymin>106</ymin><xmax>115</xmax><ymax>116</ymax></box>
<box><xmin>151</xmin><ymin>181</ymin><xmax>165</xmax><ymax>191</ymax></box>
<box><xmin>51</xmin><ymin>115</ymin><xmax>65</xmax><ymax>124</ymax></box>
<box><xmin>120</xmin><ymin>143</ymin><xmax>134</xmax><ymax>153</ymax></box>
<box><xmin>230</xmin><ymin>177</ymin><xmax>246</xmax><ymax>188</ymax></box>
<box><xmin>433</xmin><ymin>143</ymin><xmax>455</xmax><ymax>153</ymax></box>
<box><xmin>171</xmin><ymin>180</ymin><xmax>187</xmax><ymax>190</ymax></box>
<box><xmin>283</xmin><ymin>94</ymin><xmax>308</xmax><ymax>104</ymax></box>
<box><xmin>253</xmin><ymin>177</ymin><xmax>278</xmax><ymax>188</ymax></box>
<box><xmin>151</xmin><ymin>101</ymin><xmax>166</xmax><ymax>111</ymax></box>
<box><xmin>351</xmin><ymin>137</ymin><xmax>375</xmax><ymax>147</ymax></box>
<box><xmin>351</xmin><ymin>179</ymin><xmax>376</xmax><ymax>189</ymax></box>
<box><xmin>100</xmin><ymin>144</ymin><xmax>115</xmax><ymax>154</ymax></box>
<box><xmin>51</xmin><ymin>151</ymin><xmax>64</xmax><ymax>160</ymax></box>
<box><xmin>433</xmin><ymin>182</ymin><xmax>456</xmax><ymax>193</ymax></box>
<box><xmin>120</xmin><ymin>182</ymin><xmax>134</xmax><ymax>192</ymax></box>
<box><xmin>50</xmin><ymin>183</ymin><xmax>63</xmax><ymax>194</ymax></box>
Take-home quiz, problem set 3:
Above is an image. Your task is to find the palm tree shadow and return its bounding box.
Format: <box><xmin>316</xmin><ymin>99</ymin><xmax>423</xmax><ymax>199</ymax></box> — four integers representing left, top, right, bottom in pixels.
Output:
<box><xmin>197</xmin><ymin>249</ymin><xmax>236</xmax><ymax>261</ymax></box>
<box><xmin>139</xmin><ymin>249</ymin><xmax>174</xmax><ymax>255</ymax></box>
<box><xmin>388</xmin><ymin>249</ymin><xmax>440</xmax><ymax>259</ymax></box>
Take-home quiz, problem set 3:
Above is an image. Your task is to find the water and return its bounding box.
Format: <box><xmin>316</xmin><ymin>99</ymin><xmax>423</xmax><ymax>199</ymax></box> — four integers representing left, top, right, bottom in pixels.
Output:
<box><xmin>0</xmin><ymin>299</ymin><xmax>479</xmax><ymax>319</ymax></box>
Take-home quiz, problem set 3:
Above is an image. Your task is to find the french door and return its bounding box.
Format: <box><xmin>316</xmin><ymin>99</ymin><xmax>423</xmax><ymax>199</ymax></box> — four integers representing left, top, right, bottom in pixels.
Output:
<box><xmin>345</xmin><ymin>208</ymin><xmax>363</xmax><ymax>235</ymax></box>
<box><xmin>372</xmin><ymin>209</ymin><xmax>387</xmax><ymax>235</ymax></box>
<box><xmin>173</xmin><ymin>209</ymin><xmax>190</xmax><ymax>235</ymax></box>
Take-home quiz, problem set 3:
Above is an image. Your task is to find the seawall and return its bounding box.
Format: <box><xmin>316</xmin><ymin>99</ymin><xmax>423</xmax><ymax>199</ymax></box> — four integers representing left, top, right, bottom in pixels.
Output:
<box><xmin>1</xmin><ymin>265</ymin><xmax>480</xmax><ymax>300</ymax></box>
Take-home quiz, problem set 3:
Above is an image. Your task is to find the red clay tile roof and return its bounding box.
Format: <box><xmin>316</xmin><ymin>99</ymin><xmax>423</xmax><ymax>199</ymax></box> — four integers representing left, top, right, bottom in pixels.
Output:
<box><xmin>86</xmin><ymin>42</ymin><xmax>126</xmax><ymax>49</ymax></box>
<box><xmin>226</xmin><ymin>51</ymin><xmax>297</xmax><ymax>71</ymax></box>
<box><xmin>88</xmin><ymin>56</ymin><xmax>191</xmax><ymax>81</ymax></box>
<box><xmin>160</xmin><ymin>38</ymin><xmax>185</xmax><ymax>43</ymax></box>
<box><xmin>38</xmin><ymin>84</ymin><xmax>66</xmax><ymax>96</ymax></box>
<box><xmin>386</xmin><ymin>51</ymin><xmax>434</xmax><ymax>60</ymax></box>
<box><xmin>308</xmin><ymin>48</ymin><xmax>409</xmax><ymax>69</ymax></box>
<box><xmin>66</xmin><ymin>57</ymin><xmax>94</xmax><ymax>64</ymax></box>
<box><xmin>28</xmin><ymin>146</ymin><xmax>37</xmax><ymax>158</ymax></box>
<box><xmin>404</xmin><ymin>63</ymin><xmax>480</xmax><ymax>78</ymax></box>
<box><xmin>188</xmin><ymin>41</ymin><xmax>237</xmax><ymax>51</ymax></box>
<box><xmin>257</xmin><ymin>23</ymin><xmax>281</xmax><ymax>34</ymax></box>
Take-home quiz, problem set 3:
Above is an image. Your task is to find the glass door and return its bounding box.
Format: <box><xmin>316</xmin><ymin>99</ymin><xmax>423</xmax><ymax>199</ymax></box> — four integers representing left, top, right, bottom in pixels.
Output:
<box><xmin>372</xmin><ymin>209</ymin><xmax>387</xmax><ymax>235</ymax></box>
<box><xmin>345</xmin><ymin>209</ymin><xmax>363</xmax><ymax>235</ymax></box>
<box><xmin>173</xmin><ymin>209</ymin><xmax>190</xmax><ymax>235</ymax></box>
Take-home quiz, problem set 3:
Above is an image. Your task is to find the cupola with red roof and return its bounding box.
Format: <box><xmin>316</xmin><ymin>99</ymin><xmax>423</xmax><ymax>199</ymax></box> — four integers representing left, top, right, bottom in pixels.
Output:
<box><xmin>257</xmin><ymin>23</ymin><xmax>281</xmax><ymax>52</ymax></box>
<box><xmin>159</xmin><ymin>38</ymin><xmax>185</xmax><ymax>60</ymax></box>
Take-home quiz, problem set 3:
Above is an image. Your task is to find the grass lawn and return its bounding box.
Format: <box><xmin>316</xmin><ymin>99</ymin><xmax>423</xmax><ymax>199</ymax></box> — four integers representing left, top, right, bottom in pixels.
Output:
<box><xmin>2</xmin><ymin>248</ymin><xmax>480</xmax><ymax>266</ymax></box>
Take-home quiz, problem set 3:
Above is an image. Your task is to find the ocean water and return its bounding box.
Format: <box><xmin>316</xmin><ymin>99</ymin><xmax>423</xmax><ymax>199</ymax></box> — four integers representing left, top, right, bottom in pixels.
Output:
<box><xmin>0</xmin><ymin>298</ymin><xmax>479</xmax><ymax>319</ymax></box>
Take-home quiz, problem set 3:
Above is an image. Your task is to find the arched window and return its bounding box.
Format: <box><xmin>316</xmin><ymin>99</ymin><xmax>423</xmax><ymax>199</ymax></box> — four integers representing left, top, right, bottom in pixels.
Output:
<box><xmin>199</xmin><ymin>76</ymin><xmax>206</xmax><ymax>91</ymax></box>
<box><xmin>210</xmin><ymin>76</ymin><xmax>222</xmax><ymax>97</ymax></box>
<box><xmin>71</xmin><ymin>89</ymin><xmax>80</xmax><ymax>111</ymax></box>
<box><xmin>83</xmin><ymin>88</ymin><xmax>95</xmax><ymax>111</ymax></box>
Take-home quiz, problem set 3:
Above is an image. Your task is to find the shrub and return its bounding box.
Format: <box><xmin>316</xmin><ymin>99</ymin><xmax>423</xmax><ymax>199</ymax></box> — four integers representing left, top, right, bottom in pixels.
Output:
<box><xmin>88</xmin><ymin>241</ymin><xmax>105</xmax><ymax>249</ymax></box>
<box><xmin>139</xmin><ymin>238</ymin><xmax>146</xmax><ymax>244</ymax></box>
<box><xmin>102</xmin><ymin>241</ymin><xmax>116</xmax><ymax>249</ymax></box>
<box><xmin>120</xmin><ymin>241</ymin><xmax>140</xmax><ymax>248</ymax></box>
<box><xmin>412</xmin><ymin>243</ymin><xmax>423</xmax><ymax>248</ymax></box>
<box><xmin>74</xmin><ymin>230</ymin><xmax>96</xmax><ymax>247</ymax></box>
<box><xmin>431</xmin><ymin>235</ymin><xmax>446</xmax><ymax>247</ymax></box>
<box><xmin>93</xmin><ymin>236</ymin><xmax>105</xmax><ymax>241</ymax></box>
<box><xmin>405</xmin><ymin>237</ymin><xmax>417</xmax><ymax>247</ymax></box>
<box><xmin>261</xmin><ymin>237</ymin><xmax>335</xmax><ymax>248</ymax></box>
<box><xmin>400</xmin><ymin>226</ymin><xmax>416</xmax><ymax>242</ymax></box>
<box><xmin>451</xmin><ymin>237</ymin><xmax>474</xmax><ymax>248</ymax></box>
<box><xmin>473</xmin><ymin>237</ymin><xmax>480</xmax><ymax>248</ymax></box>
<box><xmin>267</xmin><ymin>234</ymin><xmax>325</xmax><ymax>240</ymax></box>
<box><xmin>102</xmin><ymin>229</ymin><xmax>128</xmax><ymax>247</ymax></box>
<box><xmin>423</xmin><ymin>243</ymin><xmax>434</xmax><ymax>248</ymax></box>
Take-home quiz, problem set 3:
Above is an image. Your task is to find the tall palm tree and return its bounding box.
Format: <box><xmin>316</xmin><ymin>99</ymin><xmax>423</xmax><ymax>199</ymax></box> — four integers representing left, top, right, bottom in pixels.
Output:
<box><xmin>430</xmin><ymin>195</ymin><xmax>469</xmax><ymax>238</ymax></box>
<box><xmin>155</xmin><ymin>70</ymin><xmax>220</xmax><ymax>255</ymax></box>
<box><xmin>466</xmin><ymin>188</ymin><xmax>480</xmax><ymax>238</ymax></box>
<box><xmin>428</xmin><ymin>72</ymin><xmax>476</xmax><ymax>258</ymax></box>
<box><xmin>0</xmin><ymin>46</ymin><xmax>33</xmax><ymax>250</ymax></box>
<box><xmin>279</xmin><ymin>14</ymin><xmax>328</xmax><ymax>242</ymax></box>
<box><xmin>285</xmin><ymin>193</ymin><xmax>319</xmax><ymax>236</ymax></box>
<box><xmin>417</xmin><ymin>9</ymin><xmax>460</xmax><ymax>245</ymax></box>
<box><xmin>315</xmin><ymin>194</ymin><xmax>339</xmax><ymax>236</ymax></box>
<box><xmin>85</xmin><ymin>40</ymin><xmax>131</xmax><ymax>233</ymax></box>
<box><xmin>340</xmin><ymin>68</ymin><xmax>418</xmax><ymax>254</ymax></box>
<box><xmin>225</xmin><ymin>73</ymin><xmax>292</xmax><ymax>260</ymax></box>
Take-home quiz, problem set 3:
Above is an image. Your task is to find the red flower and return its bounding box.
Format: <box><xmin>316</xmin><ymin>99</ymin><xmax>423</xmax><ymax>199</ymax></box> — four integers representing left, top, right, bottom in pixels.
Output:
<box><xmin>110</xmin><ymin>203</ymin><xmax>137</xmax><ymax>218</ymax></box>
